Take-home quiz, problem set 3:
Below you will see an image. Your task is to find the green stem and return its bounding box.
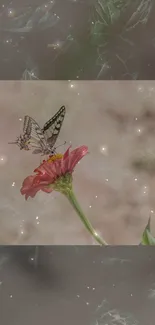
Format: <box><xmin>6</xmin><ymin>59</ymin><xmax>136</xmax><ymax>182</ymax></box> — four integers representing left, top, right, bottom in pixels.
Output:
<box><xmin>65</xmin><ymin>189</ymin><xmax>107</xmax><ymax>246</ymax></box>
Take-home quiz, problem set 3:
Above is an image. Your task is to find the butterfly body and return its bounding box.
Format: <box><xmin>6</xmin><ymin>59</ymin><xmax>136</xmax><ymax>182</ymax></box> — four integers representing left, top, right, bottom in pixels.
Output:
<box><xmin>9</xmin><ymin>106</ymin><xmax>66</xmax><ymax>156</ymax></box>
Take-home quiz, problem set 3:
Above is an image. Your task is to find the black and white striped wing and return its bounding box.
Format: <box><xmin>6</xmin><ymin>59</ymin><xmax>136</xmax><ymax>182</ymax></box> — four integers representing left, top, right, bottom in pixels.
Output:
<box><xmin>16</xmin><ymin>116</ymin><xmax>32</xmax><ymax>150</ymax></box>
<box><xmin>24</xmin><ymin>116</ymin><xmax>48</xmax><ymax>154</ymax></box>
<box><xmin>8</xmin><ymin>116</ymin><xmax>32</xmax><ymax>150</ymax></box>
<box><xmin>22</xmin><ymin>115</ymin><xmax>33</xmax><ymax>139</ymax></box>
<box><xmin>42</xmin><ymin>106</ymin><xmax>66</xmax><ymax>148</ymax></box>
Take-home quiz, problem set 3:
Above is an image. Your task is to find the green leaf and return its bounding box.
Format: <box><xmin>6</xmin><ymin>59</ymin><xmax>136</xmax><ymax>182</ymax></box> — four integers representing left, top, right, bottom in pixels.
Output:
<box><xmin>141</xmin><ymin>217</ymin><xmax>155</xmax><ymax>245</ymax></box>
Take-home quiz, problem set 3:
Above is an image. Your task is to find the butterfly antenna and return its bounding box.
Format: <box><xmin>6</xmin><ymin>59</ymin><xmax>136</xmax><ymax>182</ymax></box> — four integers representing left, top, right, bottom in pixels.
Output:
<box><xmin>55</xmin><ymin>141</ymin><xmax>67</xmax><ymax>150</ymax></box>
<box><xmin>49</xmin><ymin>142</ymin><xmax>67</xmax><ymax>157</ymax></box>
<box><xmin>8</xmin><ymin>141</ymin><xmax>18</xmax><ymax>144</ymax></box>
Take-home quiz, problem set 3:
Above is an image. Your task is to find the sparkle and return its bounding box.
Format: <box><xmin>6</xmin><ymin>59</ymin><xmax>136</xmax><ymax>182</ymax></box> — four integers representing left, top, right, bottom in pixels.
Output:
<box><xmin>136</xmin><ymin>127</ymin><xmax>143</xmax><ymax>135</ymax></box>
<box><xmin>89</xmin><ymin>205</ymin><xmax>92</xmax><ymax>208</ymax></box>
<box><xmin>30</xmin><ymin>257</ymin><xmax>34</xmax><ymax>261</ymax></box>
<box><xmin>137</xmin><ymin>85</ymin><xmax>144</xmax><ymax>92</ymax></box>
<box><xmin>19</xmin><ymin>118</ymin><xmax>22</xmax><ymax>121</ymax></box>
<box><xmin>95</xmin><ymin>195</ymin><xmax>98</xmax><ymax>198</ymax></box>
<box><xmin>86</xmin><ymin>302</ymin><xmax>89</xmax><ymax>305</ymax></box>
<box><xmin>105</xmin><ymin>178</ymin><xmax>109</xmax><ymax>182</ymax></box>
<box><xmin>70</xmin><ymin>84</ymin><xmax>74</xmax><ymax>88</ymax></box>
<box><xmin>37</xmin><ymin>222</ymin><xmax>40</xmax><ymax>225</ymax></box>
<box><xmin>92</xmin><ymin>21</ymin><xmax>94</xmax><ymax>24</ymax></box>
<box><xmin>20</xmin><ymin>230</ymin><xmax>24</xmax><ymax>235</ymax></box>
<box><xmin>143</xmin><ymin>185</ymin><xmax>148</xmax><ymax>195</ymax></box>
<box><xmin>151</xmin><ymin>210</ymin><xmax>154</xmax><ymax>213</ymax></box>
<box><xmin>87</xmin><ymin>286</ymin><xmax>90</xmax><ymax>289</ymax></box>
<box><xmin>0</xmin><ymin>156</ymin><xmax>7</xmax><ymax>165</ymax></box>
<box><xmin>10</xmin><ymin>295</ymin><xmax>13</xmax><ymax>298</ymax></box>
<box><xmin>77</xmin><ymin>294</ymin><xmax>80</xmax><ymax>298</ymax></box>
<box><xmin>134</xmin><ymin>178</ymin><xmax>138</xmax><ymax>181</ymax></box>
<box><xmin>49</xmin><ymin>40</ymin><xmax>62</xmax><ymax>49</ymax></box>
<box><xmin>77</xmin><ymin>93</ymin><xmax>80</xmax><ymax>95</ymax></box>
<box><xmin>4</xmin><ymin>38</ymin><xmax>12</xmax><ymax>45</ymax></box>
<box><xmin>8</xmin><ymin>9</ymin><xmax>14</xmax><ymax>17</ymax></box>
<box><xmin>92</xmin><ymin>287</ymin><xmax>95</xmax><ymax>290</ymax></box>
<box><xmin>12</xmin><ymin>182</ymin><xmax>15</xmax><ymax>187</ymax></box>
<box><xmin>135</xmin><ymin>117</ymin><xmax>138</xmax><ymax>121</ymax></box>
<box><xmin>148</xmin><ymin>87</ymin><xmax>154</xmax><ymax>92</ymax></box>
<box><xmin>100</xmin><ymin>145</ymin><xmax>108</xmax><ymax>155</ymax></box>
<box><xmin>130</xmin><ymin>293</ymin><xmax>133</xmax><ymax>296</ymax></box>
<box><xmin>36</xmin><ymin>216</ymin><xmax>39</xmax><ymax>220</ymax></box>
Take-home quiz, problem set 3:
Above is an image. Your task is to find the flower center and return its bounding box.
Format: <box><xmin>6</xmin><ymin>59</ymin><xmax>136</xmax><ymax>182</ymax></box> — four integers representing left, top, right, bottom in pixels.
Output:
<box><xmin>47</xmin><ymin>153</ymin><xmax>63</xmax><ymax>163</ymax></box>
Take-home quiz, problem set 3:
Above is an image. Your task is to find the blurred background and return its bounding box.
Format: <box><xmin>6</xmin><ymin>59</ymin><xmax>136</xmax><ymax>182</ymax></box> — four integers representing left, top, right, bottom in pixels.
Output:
<box><xmin>0</xmin><ymin>246</ymin><xmax>155</xmax><ymax>325</ymax></box>
<box><xmin>0</xmin><ymin>0</ymin><xmax>155</xmax><ymax>80</ymax></box>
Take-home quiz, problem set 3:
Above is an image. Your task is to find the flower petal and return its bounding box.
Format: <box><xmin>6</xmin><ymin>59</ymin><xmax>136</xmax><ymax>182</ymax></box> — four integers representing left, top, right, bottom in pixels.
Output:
<box><xmin>24</xmin><ymin>187</ymin><xmax>40</xmax><ymax>200</ymax></box>
<box><xmin>63</xmin><ymin>146</ymin><xmax>71</xmax><ymax>160</ymax></box>
<box><xmin>37</xmin><ymin>161</ymin><xmax>57</xmax><ymax>179</ymax></box>
<box><xmin>20</xmin><ymin>175</ymin><xmax>41</xmax><ymax>200</ymax></box>
<box><xmin>21</xmin><ymin>175</ymin><xmax>36</xmax><ymax>193</ymax></box>
<box><xmin>69</xmin><ymin>146</ymin><xmax>88</xmax><ymax>171</ymax></box>
<box><xmin>42</xmin><ymin>186</ymin><xmax>53</xmax><ymax>193</ymax></box>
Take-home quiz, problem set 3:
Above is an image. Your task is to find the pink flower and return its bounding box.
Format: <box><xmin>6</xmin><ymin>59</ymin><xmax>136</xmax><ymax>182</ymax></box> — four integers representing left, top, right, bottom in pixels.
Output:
<box><xmin>21</xmin><ymin>146</ymin><xmax>88</xmax><ymax>200</ymax></box>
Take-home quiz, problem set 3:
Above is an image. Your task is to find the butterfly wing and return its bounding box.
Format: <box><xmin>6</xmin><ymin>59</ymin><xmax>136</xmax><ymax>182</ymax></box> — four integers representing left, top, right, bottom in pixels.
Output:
<box><xmin>24</xmin><ymin>116</ymin><xmax>48</xmax><ymax>154</ymax></box>
<box><xmin>8</xmin><ymin>116</ymin><xmax>32</xmax><ymax>150</ymax></box>
<box><xmin>22</xmin><ymin>115</ymin><xmax>33</xmax><ymax>143</ymax></box>
<box><xmin>23</xmin><ymin>115</ymin><xmax>32</xmax><ymax>135</ymax></box>
<box><xmin>42</xmin><ymin>106</ymin><xmax>66</xmax><ymax>148</ymax></box>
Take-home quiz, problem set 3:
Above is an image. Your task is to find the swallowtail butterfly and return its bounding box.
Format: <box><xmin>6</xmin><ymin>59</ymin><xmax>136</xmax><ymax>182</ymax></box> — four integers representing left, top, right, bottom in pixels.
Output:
<box><xmin>9</xmin><ymin>106</ymin><xmax>66</xmax><ymax>155</ymax></box>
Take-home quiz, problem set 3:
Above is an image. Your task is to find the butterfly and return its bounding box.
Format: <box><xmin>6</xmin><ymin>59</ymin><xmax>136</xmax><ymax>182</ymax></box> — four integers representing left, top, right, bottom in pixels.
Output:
<box><xmin>9</xmin><ymin>106</ymin><xmax>66</xmax><ymax>156</ymax></box>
